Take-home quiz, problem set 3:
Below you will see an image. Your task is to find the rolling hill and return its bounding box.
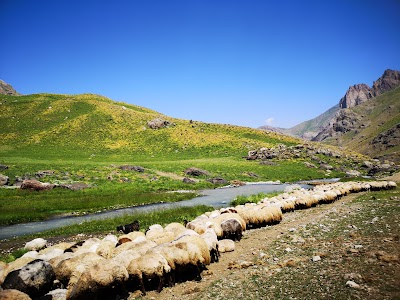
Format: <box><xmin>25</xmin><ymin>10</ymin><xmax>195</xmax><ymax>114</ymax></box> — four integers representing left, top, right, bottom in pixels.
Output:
<box><xmin>0</xmin><ymin>93</ymin><xmax>299</xmax><ymax>162</ymax></box>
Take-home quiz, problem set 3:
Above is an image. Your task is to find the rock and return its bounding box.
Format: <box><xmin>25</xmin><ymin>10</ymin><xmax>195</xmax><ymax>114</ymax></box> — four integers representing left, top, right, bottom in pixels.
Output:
<box><xmin>372</xmin><ymin>69</ymin><xmax>400</xmax><ymax>96</ymax></box>
<box><xmin>2</xmin><ymin>259</ymin><xmax>56</xmax><ymax>298</ymax></box>
<box><xmin>375</xmin><ymin>251</ymin><xmax>399</xmax><ymax>263</ymax></box>
<box><xmin>207</xmin><ymin>177</ymin><xmax>228</xmax><ymax>185</ymax></box>
<box><xmin>20</xmin><ymin>179</ymin><xmax>55</xmax><ymax>191</ymax></box>
<box><xmin>285</xmin><ymin>248</ymin><xmax>293</xmax><ymax>252</ymax></box>
<box><xmin>0</xmin><ymin>174</ymin><xmax>9</xmax><ymax>186</ymax></box>
<box><xmin>119</xmin><ymin>165</ymin><xmax>145</xmax><ymax>172</ymax></box>
<box><xmin>320</xmin><ymin>164</ymin><xmax>333</xmax><ymax>170</ymax></box>
<box><xmin>184</xmin><ymin>167</ymin><xmax>210</xmax><ymax>177</ymax></box>
<box><xmin>291</xmin><ymin>235</ymin><xmax>305</xmax><ymax>244</ymax></box>
<box><xmin>362</xmin><ymin>161</ymin><xmax>374</xmax><ymax>168</ymax></box>
<box><xmin>35</xmin><ymin>170</ymin><xmax>55</xmax><ymax>178</ymax></box>
<box><xmin>24</xmin><ymin>238</ymin><xmax>47</xmax><ymax>251</ymax></box>
<box><xmin>58</xmin><ymin>183</ymin><xmax>90</xmax><ymax>190</ymax></box>
<box><xmin>182</xmin><ymin>177</ymin><xmax>196</xmax><ymax>184</ymax></box>
<box><xmin>0</xmin><ymin>289</ymin><xmax>32</xmax><ymax>300</ymax></box>
<box><xmin>147</xmin><ymin>118</ymin><xmax>172</xmax><ymax>129</ymax></box>
<box><xmin>312</xmin><ymin>256</ymin><xmax>321</xmax><ymax>262</ymax></box>
<box><xmin>304</xmin><ymin>162</ymin><xmax>317</xmax><ymax>168</ymax></box>
<box><xmin>339</xmin><ymin>83</ymin><xmax>373</xmax><ymax>109</ymax></box>
<box><xmin>346</xmin><ymin>170</ymin><xmax>361</xmax><ymax>177</ymax></box>
<box><xmin>0</xmin><ymin>80</ymin><xmax>19</xmax><ymax>95</ymax></box>
<box><xmin>346</xmin><ymin>280</ymin><xmax>361</xmax><ymax>289</ymax></box>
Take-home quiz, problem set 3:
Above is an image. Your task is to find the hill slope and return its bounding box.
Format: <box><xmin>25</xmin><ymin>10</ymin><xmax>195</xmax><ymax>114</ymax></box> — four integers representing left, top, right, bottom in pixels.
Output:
<box><xmin>313</xmin><ymin>86</ymin><xmax>400</xmax><ymax>162</ymax></box>
<box><xmin>0</xmin><ymin>93</ymin><xmax>298</xmax><ymax>162</ymax></box>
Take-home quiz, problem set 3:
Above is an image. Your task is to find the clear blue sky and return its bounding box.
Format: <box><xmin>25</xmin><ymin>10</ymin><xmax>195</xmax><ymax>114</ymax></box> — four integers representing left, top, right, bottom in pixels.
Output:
<box><xmin>1</xmin><ymin>0</ymin><xmax>399</xmax><ymax>128</ymax></box>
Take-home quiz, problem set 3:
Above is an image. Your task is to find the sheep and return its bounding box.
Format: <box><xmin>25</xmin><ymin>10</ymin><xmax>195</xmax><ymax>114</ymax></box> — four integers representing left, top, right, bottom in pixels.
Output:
<box><xmin>126</xmin><ymin>250</ymin><xmax>171</xmax><ymax>294</ymax></box>
<box><xmin>217</xmin><ymin>239</ymin><xmax>235</xmax><ymax>253</ymax></box>
<box><xmin>116</xmin><ymin>220</ymin><xmax>140</xmax><ymax>234</ymax></box>
<box><xmin>220</xmin><ymin>219</ymin><xmax>243</xmax><ymax>241</ymax></box>
<box><xmin>213</xmin><ymin>212</ymin><xmax>247</xmax><ymax>231</ymax></box>
<box><xmin>201</xmin><ymin>228</ymin><xmax>220</xmax><ymax>262</ymax></box>
<box><xmin>24</xmin><ymin>238</ymin><xmax>47</xmax><ymax>251</ymax></box>
<box><xmin>112</xmin><ymin>239</ymin><xmax>157</xmax><ymax>257</ymax></box>
<box><xmin>147</xmin><ymin>230</ymin><xmax>176</xmax><ymax>245</ymax></box>
<box><xmin>112</xmin><ymin>249</ymin><xmax>142</xmax><ymax>268</ymax></box>
<box><xmin>164</xmin><ymin>222</ymin><xmax>186</xmax><ymax>235</ymax></box>
<box><xmin>67</xmin><ymin>259</ymin><xmax>129</xmax><ymax>300</ymax></box>
<box><xmin>0</xmin><ymin>289</ymin><xmax>32</xmax><ymax>300</ymax></box>
<box><xmin>95</xmin><ymin>240</ymin><xmax>116</xmax><ymax>259</ymax></box>
<box><xmin>52</xmin><ymin>252</ymin><xmax>105</xmax><ymax>287</ymax></box>
<box><xmin>172</xmin><ymin>235</ymin><xmax>211</xmax><ymax>281</ymax></box>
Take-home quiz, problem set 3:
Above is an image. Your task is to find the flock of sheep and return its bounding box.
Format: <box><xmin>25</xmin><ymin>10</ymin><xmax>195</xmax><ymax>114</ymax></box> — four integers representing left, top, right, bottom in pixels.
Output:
<box><xmin>0</xmin><ymin>180</ymin><xmax>397</xmax><ymax>300</ymax></box>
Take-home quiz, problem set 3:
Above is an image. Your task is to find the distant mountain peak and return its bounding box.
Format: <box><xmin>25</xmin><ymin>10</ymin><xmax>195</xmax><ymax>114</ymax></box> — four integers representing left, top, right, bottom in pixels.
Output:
<box><xmin>0</xmin><ymin>80</ymin><xmax>19</xmax><ymax>95</ymax></box>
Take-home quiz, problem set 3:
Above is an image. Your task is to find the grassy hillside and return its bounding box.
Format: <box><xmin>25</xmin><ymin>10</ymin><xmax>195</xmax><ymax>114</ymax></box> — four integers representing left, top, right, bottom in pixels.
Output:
<box><xmin>321</xmin><ymin>87</ymin><xmax>400</xmax><ymax>162</ymax></box>
<box><xmin>0</xmin><ymin>93</ymin><xmax>297</xmax><ymax>161</ymax></box>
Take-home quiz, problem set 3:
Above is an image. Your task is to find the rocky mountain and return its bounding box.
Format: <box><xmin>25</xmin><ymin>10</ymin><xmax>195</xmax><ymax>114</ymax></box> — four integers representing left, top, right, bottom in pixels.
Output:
<box><xmin>260</xmin><ymin>69</ymin><xmax>400</xmax><ymax>142</ymax></box>
<box><xmin>0</xmin><ymin>80</ymin><xmax>19</xmax><ymax>95</ymax></box>
<box><xmin>339</xmin><ymin>69</ymin><xmax>400</xmax><ymax>108</ymax></box>
<box><xmin>314</xmin><ymin>69</ymin><xmax>400</xmax><ymax>143</ymax></box>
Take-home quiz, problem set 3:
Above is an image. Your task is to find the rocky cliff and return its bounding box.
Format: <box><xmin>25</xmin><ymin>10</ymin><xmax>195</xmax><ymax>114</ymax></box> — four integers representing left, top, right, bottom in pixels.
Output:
<box><xmin>0</xmin><ymin>80</ymin><xmax>19</xmax><ymax>95</ymax></box>
<box><xmin>313</xmin><ymin>69</ymin><xmax>400</xmax><ymax>143</ymax></box>
<box><xmin>339</xmin><ymin>69</ymin><xmax>400</xmax><ymax>109</ymax></box>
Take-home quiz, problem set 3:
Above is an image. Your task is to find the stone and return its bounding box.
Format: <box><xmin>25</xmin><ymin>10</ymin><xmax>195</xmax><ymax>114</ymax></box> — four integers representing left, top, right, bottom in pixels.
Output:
<box><xmin>20</xmin><ymin>179</ymin><xmax>55</xmax><ymax>191</ymax></box>
<box><xmin>346</xmin><ymin>170</ymin><xmax>361</xmax><ymax>177</ymax></box>
<box><xmin>0</xmin><ymin>174</ymin><xmax>9</xmax><ymax>186</ymax></box>
<box><xmin>184</xmin><ymin>167</ymin><xmax>210</xmax><ymax>177</ymax></box>
<box><xmin>0</xmin><ymin>80</ymin><xmax>19</xmax><ymax>95</ymax></box>
<box><xmin>2</xmin><ymin>259</ymin><xmax>56</xmax><ymax>298</ymax></box>
<box><xmin>312</xmin><ymin>256</ymin><xmax>321</xmax><ymax>262</ymax></box>
<box><xmin>147</xmin><ymin>118</ymin><xmax>172</xmax><ymax>129</ymax></box>
<box><xmin>207</xmin><ymin>177</ymin><xmax>228</xmax><ymax>185</ymax></box>
<box><xmin>346</xmin><ymin>280</ymin><xmax>360</xmax><ymax>289</ymax></box>
<box><xmin>339</xmin><ymin>83</ymin><xmax>373</xmax><ymax>109</ymax></box>
<box><xmin>58</xmin><ymin>183</ymin><xmax>90</xmax><ymax>190</ymax></box>
<box><xmin>182</xmin><ymin>177</ymin><xmax>196</xmax><ymax>184</ymax></box>
<box><xmin>119</xmin><ymin>165</ymin><xmax>145</xmax><ymax>172</ymax></box>
<box><xmin>35</xmin><ymin>170</ymin><xmax>55</xmax><ymax>178</ymax></box>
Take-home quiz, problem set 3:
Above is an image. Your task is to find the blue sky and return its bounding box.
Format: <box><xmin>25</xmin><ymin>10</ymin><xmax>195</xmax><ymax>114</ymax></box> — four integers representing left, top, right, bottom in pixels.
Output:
<box><xmin>1</xmin><ymin>0</ymin><xmax>399</xmax><ymax>128</ymax></box>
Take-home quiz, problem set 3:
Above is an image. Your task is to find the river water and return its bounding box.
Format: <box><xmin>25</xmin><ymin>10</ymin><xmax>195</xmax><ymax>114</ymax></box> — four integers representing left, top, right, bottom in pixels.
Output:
<box><xmin>0</xmin><ymin>182</ymin><xmax>309</xmax><ymax>239</ymax></box>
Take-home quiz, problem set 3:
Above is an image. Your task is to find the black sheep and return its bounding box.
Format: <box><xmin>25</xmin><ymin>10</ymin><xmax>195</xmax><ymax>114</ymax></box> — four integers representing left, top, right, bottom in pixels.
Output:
<box><xmin>116</xmin><ymin>220</ymin><xmax>140</xmax><ymax>234</ymax></box>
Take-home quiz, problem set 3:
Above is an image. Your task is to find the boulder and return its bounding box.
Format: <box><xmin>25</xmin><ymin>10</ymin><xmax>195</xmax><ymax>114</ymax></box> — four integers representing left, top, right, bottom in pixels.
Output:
<box><xmin>20</xmin><ymin>179</ymin><xmax>55</xmax><ymax>191</ymax></box>
<box><xmin>119</xmin><ymin>165</ymin><xmax>145</xmax><ymax>172</ymax></box>
<box><xmin>207</xmin><ymin>177</ymin><xmax>228</xmax><ymax>185</ymax></box>
<box><xmin>0</xmin><ymin>174</ymin><xmax>9</xmax><ymax>186</ymax></box>
<box><xmin>57</xmin><ymin>183</ymin><xmax>90</xmax><ymax>191</ymax></box>
<box><xmin>184</xmin><ymin>167</ymin><xmax>210</xmax><ymax>177</ymax></box>
<box><xmin>2</xmin><ymin>259</ymin><xmax>56</xmax><ymax>298</ymax></box>
<box><xmin>182</xmin><ymin>177</ymin><xmax>196</xmax><ymax>184</ymax></box>
<box><xmin>346</xmin><ymin>170</ymin><xmax>361</xmax><ymax>177</ymax></box>
<box><xmin>147</xmin><ymin>118</ymin><xmax>172</xmax><ymax>129</ymax></box>
<box><xmin>35</xmin><ymin>170</ymin><xmax>55</xmax><ymax>178</ymax></box>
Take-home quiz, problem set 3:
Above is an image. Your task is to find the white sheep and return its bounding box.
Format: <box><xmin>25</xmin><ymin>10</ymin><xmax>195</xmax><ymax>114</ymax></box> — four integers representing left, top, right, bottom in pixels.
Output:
<box><xmin>24</xmin><ymin>238</ymin><xmax>47</xmax><ymax>251</ymax></box>
<box><xmin>126</xmin><ymin>250</ymin><xmax>171</xmax><ymax>295</ymax></box>
<box><xmin>67</xmin><ymin>259</ymin><xmax>129</xmax><ymax>300</ymax></box>
<box><xmin>217</xmin><ymin>239</ymin><xmax>235</xmax><ymax>253</ymax></box>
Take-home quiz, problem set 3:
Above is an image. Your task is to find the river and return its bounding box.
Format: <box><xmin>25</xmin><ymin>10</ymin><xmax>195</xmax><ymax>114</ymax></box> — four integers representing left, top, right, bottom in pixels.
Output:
<box><xmin>0</xmin><ymin>182</ymin><xmax>310</xmax><ymax>239</ymax></box>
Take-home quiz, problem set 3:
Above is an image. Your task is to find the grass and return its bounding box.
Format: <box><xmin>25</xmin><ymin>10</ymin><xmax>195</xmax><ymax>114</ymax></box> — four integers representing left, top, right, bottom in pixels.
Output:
<box><xmin>230</xmin><ymin>191</ymin><xmax>283</xmax><ymax>206</ymax></box>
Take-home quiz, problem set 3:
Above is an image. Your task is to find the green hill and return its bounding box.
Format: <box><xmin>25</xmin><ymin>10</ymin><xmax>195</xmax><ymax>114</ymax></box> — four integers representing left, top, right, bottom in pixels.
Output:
<box><xmin>0</xmin><ymin>93</ymin><xmax>297</xmax><ymax>161</ymax></box>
